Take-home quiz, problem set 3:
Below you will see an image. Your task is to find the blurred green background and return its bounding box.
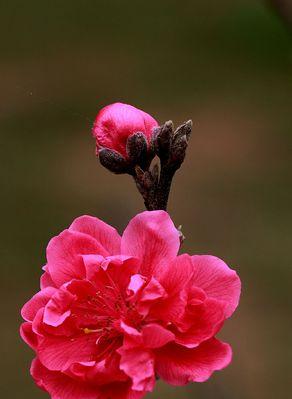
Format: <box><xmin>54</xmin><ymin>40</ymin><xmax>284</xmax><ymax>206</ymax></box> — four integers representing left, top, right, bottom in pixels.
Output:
<box><xmin>1</xmin><ymin>0</ymin><xmax>291</xmax><ymax>398</ymax></box>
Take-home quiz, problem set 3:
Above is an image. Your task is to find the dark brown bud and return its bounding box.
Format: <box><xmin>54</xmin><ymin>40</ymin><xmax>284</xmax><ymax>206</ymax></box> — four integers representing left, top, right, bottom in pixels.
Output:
<box><xmin>99</xmin><ymin>148</ymin><xmax>129</xmax><ymax>174</ymax></box>
<box><xmin>173</xmin><ymin>120</ymin><xmax>192</xmax><ymax>145</ymax></box>
<box><xmin>126</xmin><ymin>132</ymin><xmax>148</xmax><ymax>166</ymax></box>
<box><xmin>171</xmin><ymin>134</ymin><xmax>188</xmax><ymax>166</ymax></box>
<box><xmin>170</xmin><ymin>120</ymin><xmax>192</xmax><ymax>168</ymax></box>
<box><xmin>154</xmin><ymin>121</ymin><xmax>174</xmax><ymax>159</ymax></box>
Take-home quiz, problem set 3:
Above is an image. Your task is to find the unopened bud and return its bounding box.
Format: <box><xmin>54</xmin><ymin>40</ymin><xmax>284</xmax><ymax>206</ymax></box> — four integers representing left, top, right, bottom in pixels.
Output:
<box><xmin>99</xmin><ymin>148</ymin><xmax>129</xmax><ymax>174</ymax></box>
<box><xmin>126</xmin><ymin>132</ymin><xmax>148</xmax><ymax>167</ymax></box>
<box><xmin>93</xmin><ymin>102</ymin><xmax>158</xmax><ymax>161</ymax></box>
<box><xmin>154</xmin><ymin>121</ymin><xmax>174</xmax><ymax>159</ymax></box>
<box><xmin>170</xmin><ymin>120</ymin><xmax>192</xmax><ymax>168</ymax></box>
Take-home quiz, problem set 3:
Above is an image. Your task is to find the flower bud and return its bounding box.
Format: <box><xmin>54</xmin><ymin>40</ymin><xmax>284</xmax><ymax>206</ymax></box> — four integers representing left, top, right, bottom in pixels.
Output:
<box><xmin>170</xmin><ymin>120</ymin><xmax>193</xmax><ymax>168</ymax></box>
<box><xmin>93</xmin><ymin>103</ymin><xmax>158</xmax><ymax>161</ymax></box>
<box><xmin>98</xmin><ymin>148</ymin><xmax>129</xmax><ymax>174</ymax></box>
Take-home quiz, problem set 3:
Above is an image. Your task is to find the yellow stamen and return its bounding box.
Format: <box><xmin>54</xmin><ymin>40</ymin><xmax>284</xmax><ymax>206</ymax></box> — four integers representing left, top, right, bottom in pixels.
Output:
<box><xmin>83</xmin><ymin>328</ymin><xmax>94</xmax><ymax>334</ymax></box>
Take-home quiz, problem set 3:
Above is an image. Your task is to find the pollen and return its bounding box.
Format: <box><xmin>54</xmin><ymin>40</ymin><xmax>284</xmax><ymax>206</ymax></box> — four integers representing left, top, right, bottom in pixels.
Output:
<box><xmin>83</xmin><ymin>328</ymin><xmax>95</xmax><ymax>334</ymax></box>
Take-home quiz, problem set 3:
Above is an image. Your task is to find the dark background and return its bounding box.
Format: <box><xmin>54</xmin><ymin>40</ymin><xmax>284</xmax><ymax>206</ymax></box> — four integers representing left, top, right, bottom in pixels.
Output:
<box><xmin>1</xmin><ymin>1</ymin><xmax>291</xmax><ymax>398</ymax></box>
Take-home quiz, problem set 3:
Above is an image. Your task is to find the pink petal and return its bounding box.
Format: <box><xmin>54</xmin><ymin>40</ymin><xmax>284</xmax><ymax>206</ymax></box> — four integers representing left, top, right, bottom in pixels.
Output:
<box><xmin>140</xmin><ymin>277</ymin><xmax>166</xmax><ymax>302</ymax></box>
<box><xmin>155</xmin><ymin>338</ymin><xmax>232</xmax><ymax>385</ymax></box>
<box><xmin>100</xmin><ymin>381</ymin><xmax>147</xmax><ymax>399</ymax></box>
<box><xmin>174</xmin><ymin>298</ymin><xmax>225</xmax><ymax>348</ymax></box>
<box><xmin>137</xmin><ymin>277</ymin><xmax>167</xmax><ymax>317</ymax></box>
<box><xmin>80</xmin><ymin>254</ymin><xmax>104</xmax><ymax>280</ymax></box>
<box><xmin>40</xmin><ymin>269</ymin><xmax>56</xmax><ymax>289</ymax></box>
<box><xmin>118</xmin><ymin>347</ymin><xmax>155</xmax><ymax>392</ymax></box>
<box><xmin>32</xmin><ymin>307</ymin><xmax>77</xmax><ymax>337</ymax></box>
<box><xmin>127</xmin><ymin>274</ymin><xmax>146</xmax><ymax>295</ymax></box>
<box><xmin>82</xmin><ymin>255</ymin><xmax>139</xmax><ymax>293</ymax></box>
<box><xmin>21</xmin><ymin>287</ymin><xmax>57</xmax><ymax>322</ymax></box>
<box><xmin>100</xmin><ymin>255</ymin><xmax>140</xmax><ymax>290</ymax></box>
<box><xmin>93</xmin><ymin>102</ymin><xmax>158</xmax><ymax>158</ymax></box>
<box><xmin>31</xmin><ymin>358</ymin><xmax>99</xmax><ymax>399</ymax></box>
<box><xmin>149</xmin><ymin>291</ymin><xmax>187</xmax><ymax>324</ymax></box>
<box><xmin>191</xmin><ymin>255</ymin><xmax>241</xmax><ymax>318</ymax></box>
<box><xmin>38</xmin><ymin>333</ymin><xmax>99</xmax><ymax>371</ymax></box>
<box><xmin>46</xmin><ymin>230</ymin><xmax>103</xmax><ymax>287</ymax></box>
<box><xmin>20</xmin><ymin>322</ymin><xmax>38</xmax><ymax>349</ymax></box>
<box><xmin>65</xmin><ymin>354</ymin><xmax>127</xmax><ymax>385</ymax></box>
<box><xmin>120</xmin><ymin>321</ymin><xmax>141</xmax><ymax>338</ymax></box>
<box><xmin>70</xmin><ymin>215</ymin><xmax>121</xmax><ymax>256</ymax></box>
<box><xmin>43</xmin><ymin>289</ymin><xmax>76</xmax><ymax>327</ymax></box>
<box><xmin>142</xmin><ymin>324</ymin><xmax>175</xmax><ymax>348</ymax></box>
<box><xmin>121</xmin><ymin>211</ymin><xmax>180</xmax><ymax>277</ymax></box>
<box><xmin>159</xmin><ymin>254</ymin><xmax>194</xmax><ymax>294</ymax></box>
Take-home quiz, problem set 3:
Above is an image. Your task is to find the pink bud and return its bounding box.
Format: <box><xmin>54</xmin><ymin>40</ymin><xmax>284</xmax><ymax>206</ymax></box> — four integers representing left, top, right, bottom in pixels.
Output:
<box><xmin>92</xmin><ymin>103</ymin><xmax>158</xmax><ymax>159</ymax></box>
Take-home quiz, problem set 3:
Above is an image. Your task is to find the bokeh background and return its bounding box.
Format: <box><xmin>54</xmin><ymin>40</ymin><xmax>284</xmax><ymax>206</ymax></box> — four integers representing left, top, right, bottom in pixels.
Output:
<box><xmin>1</xmin><ymin>0</ymin><xmax>291</xmax><ymax>398</ymax></box>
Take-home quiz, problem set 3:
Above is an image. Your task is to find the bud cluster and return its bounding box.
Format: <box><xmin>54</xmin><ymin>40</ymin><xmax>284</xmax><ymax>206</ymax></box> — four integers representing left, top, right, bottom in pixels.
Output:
<box><xmin>93</xmin><ymin>103</ymin><xmax>192</xmax><ymax>210</ymax></box>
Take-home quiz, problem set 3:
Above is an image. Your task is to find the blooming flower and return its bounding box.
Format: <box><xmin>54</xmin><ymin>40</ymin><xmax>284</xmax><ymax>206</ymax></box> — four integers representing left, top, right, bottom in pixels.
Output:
<box><xmin>92</xmin><ymin>103</ymin><xmax>158</xmax><ymax>159</ymax></box>
<box><xmin>20</xmin><ymin>211</ymin><xmax>241</xmax><ymax>399</ymax></box>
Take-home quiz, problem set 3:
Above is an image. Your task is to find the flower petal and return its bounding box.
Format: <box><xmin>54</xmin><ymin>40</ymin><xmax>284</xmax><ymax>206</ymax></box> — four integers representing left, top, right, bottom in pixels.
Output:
<box><xmin>159</xmin><ymin>254</ymin><xmax>193</xmax><ymax>294</ymax></box>
<box><xmin>70</xmin><ymin>215</ymin><xmax>121</xmax><ymax>256</ymax></box>
<box><xmin>174</xmin><ymin>298</ymin><xmax>225</xmax><ymax>347</ymax></box>
<box><xmin>121</xmin><ymin>211</ymin><xmax>180</xmax><ymax>277</ymax></box>
<box><xmin>65</xmin><ymin>353</ymin><xmax>126</xmax><ymax>385</ymax></box>
<box><xmin>31</xmin><ymin>358</ymin><xmax>99</xmax><ymax>399</ymax></box>
<box><xmin>118</xmin><ymin>347</ymin><xmax>155</xmax><ymax>392</ymax></box>
<box><xmin>38</xmin><ymin>333</ymin><xmax>99</xmax><ymax>371</ymax></box>
<box><xmin>93</xmin><ymin>102</ymin><xmax>158</xmax><ymax>158</ymax></box>
<box><xmin>142</xmin><ymin>324</ymin><xmax>175</xmax><ymax>348</ymax></box>
<box><xmin>21</xmin><ymin>287</ymin><xmax>57</xmax><ymax>322</ymax></box>
<box><xmin>100</xmin><ymin>381</ymin><xmax>147</xmax><ymax>399</ymax></box>
<box><xmin>20</xmin><ymin>322</ymin><xmax>38</xmax><ymax>349</ymax></box>
<box><xmin>47</xmin><ymin>230</ymin><xmax>102</xmax><ymax>287</ymax></box>
<box><xmin>100</xmin><ymin>255</ymin><xmax>140</xmax><ymax>291</ymax></box>
<box><xmin>155</xmin><ymin>338</ymin><xmax>232</xmax><ymax>385</ymax></box>
<box><xmin>81</xmin><ymin>255</ymin><xmax>140</xmax><ymax>293</ymax></box>
<box><xmin>33</xmin><ymin>307</ymin><xmax>77</xmax><ymax>337</ymax></box>
<box><xmin>40</xmin><ymin>268</ymin><xmax>56</xmax><ymax>289</ymax></box>
<box><xmin>191</xmin><ymin>255</ymin><xmax>241</xmax><ymax>317</ymax></box>
<box><xmin>43</xmin><ymin>289</ymin><xmax>76</xmax><ymax>327</ymax></box>
<box><xmin>127</xmin><ymin>274</ymin><xmax>146</xmax><ymax>295</ymax></box>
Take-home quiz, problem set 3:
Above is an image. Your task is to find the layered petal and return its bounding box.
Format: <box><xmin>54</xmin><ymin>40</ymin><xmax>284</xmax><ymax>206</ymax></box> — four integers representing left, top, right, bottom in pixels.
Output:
<box><xmin>20</xmin><ymin>322</ymin><xmax>38</xmax><ymax>350</ymax></box>
<box><xmin>155</xmin><ymin>338</ymin><xmax>232</xmax><ymax>385</ymax></box>
<box><xmin>191</xmin><ymin>255</ymin><xmax>241</xmax><ymax>317</ymax></box>
<box><xmin>142</xmin><ymin>324</ymin><xmax>175</xmax><ymax>348</ymax></box>
<box><xmin>70</xmin><ymin>215</ymin><xmax>121</xmax><ymax>256</ymax></box>
<box><xmin>21</xmin><ymin>287</ymin><xmax>57</xmax><ymax>322</ymax></box>
<box><xmin>31</xmin><ymin>358</ymin><xmax>99</xmax><ymax>399</ymax></box>
<box><xmin>118</xmin><ymin>346</ymin><xmax>155</xmax><ymax>392</ymax></box>
<box><xmin>158</xmin><ymin>254</ymin><xmax>193</xmax><ymax>294</ymax></box>
<box><xmin>46</xmin><ymin>230</ymin><xmax>103</xmax><ymax>287</ymax></box>
<box><xmin>33</xmin><ymin>307</ymin><xmax>77</xmax><ymax>337</ymax></box>
<box><xmin>40</xmin><ymin>268</ymin><xmax>56</xmax><ymax>289</ymax></box>
<box><xmin>65</xmin><ymin>353</ymin><xmax>126</xmax><ymax>385</ymax></box>
<box><xmin>43</xmin><ymin>289</ymin><xmax>76</xmax><ymax>327</ymax></box>
<box><xmin>121</xmin><ymin>211</ymin><xmax>180</xmax><ymax>277</ymax></box>
<box><xmin>174</xmin><ymin>298</ymin><xmax>225</xmax><ymax>347</ymax></box>
<box><xmin>38</xmin><ymin>333</ymin><xmax>99</xmax><ymax>371</ymax></box>
<box><xmin>144</xmin><ymin>255</ymin><xmax>193</xmax><ymax>323</ymax></box>
<box><xmin>32</xmin><ymin>357</ymin><xmax>145</xmax><ymax>399</ymax></box>
<box><xmin>100</xmin><ymin>381</ymin><xmax>147</xmax><ymax>399</ymax></box>
<box><xmin>21</xmin><ymin>211</ymin><xmax>241</xmax><ymax>398</ymax></box>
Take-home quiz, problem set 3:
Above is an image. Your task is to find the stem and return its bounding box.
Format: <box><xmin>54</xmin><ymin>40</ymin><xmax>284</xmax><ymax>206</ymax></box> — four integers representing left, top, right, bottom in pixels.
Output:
<box><xmin>133</xmin><ymin>164</ymin><xmax>175</xmax><ymax>211</ymax></box>
<box><xmin>131</xmin><ymin>119</ymin><xmax>192</xmax><ymax>212</ymax></box>
<box><xmin>155</xmin><ymin>165</ymin><xmax>175</xmax><ymax>211</ymax></box>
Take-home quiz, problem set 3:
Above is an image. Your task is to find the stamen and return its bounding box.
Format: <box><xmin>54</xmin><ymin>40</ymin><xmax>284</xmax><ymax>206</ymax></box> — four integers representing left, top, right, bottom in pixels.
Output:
<box><xmin>83</xmin><ymin>327</ymin><xmax>103</xmax><ymax>334</ymax></box>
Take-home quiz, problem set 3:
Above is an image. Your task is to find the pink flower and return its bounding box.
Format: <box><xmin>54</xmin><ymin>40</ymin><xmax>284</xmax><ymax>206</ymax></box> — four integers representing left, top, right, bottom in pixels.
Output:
<box><xmin>92</xmin><ymin>103</ymin><xmax>158</xmax><ymax>159</ymax></box>
<box><xmin>21</xmin><ymin>211</ymin><xmax>241</xmax><ymax>399</ymax></box>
